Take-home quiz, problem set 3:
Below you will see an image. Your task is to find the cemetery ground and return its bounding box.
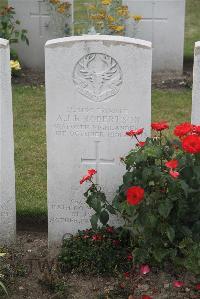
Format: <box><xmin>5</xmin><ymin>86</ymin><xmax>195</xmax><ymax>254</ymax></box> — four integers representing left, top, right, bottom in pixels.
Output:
<box><xmin>1</xmin><ymin>1</ymin><xmax>200</xmax><ymax>298</ymax></box>
<box><xmin>0</xmin><ymin>79</ymin><xmax>197</xmax><ymax>299</ymax></box>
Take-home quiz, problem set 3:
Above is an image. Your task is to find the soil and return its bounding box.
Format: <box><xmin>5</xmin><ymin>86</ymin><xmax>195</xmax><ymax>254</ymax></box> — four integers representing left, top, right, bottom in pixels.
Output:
<box><xmin>1</xmin><ymin>230</ymin><xmax>199</xmax><ymax>299</ymax></box>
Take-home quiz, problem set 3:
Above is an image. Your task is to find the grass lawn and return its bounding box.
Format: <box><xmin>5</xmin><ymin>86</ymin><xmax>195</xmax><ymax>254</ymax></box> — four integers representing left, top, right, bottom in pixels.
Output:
<box><xmin>13</xmin><ymin>86</ymin><xmax>47</xmax><ymax>217</ymax></box>
<box><xmin>185</xmin><ymin>0</ymin><xmax>200</xmax><ymax>60</ymax></box>
<box><xmin>13</xmin><ymin>85</ymin><xmax>192</xmax><ymax>216</ymax></box>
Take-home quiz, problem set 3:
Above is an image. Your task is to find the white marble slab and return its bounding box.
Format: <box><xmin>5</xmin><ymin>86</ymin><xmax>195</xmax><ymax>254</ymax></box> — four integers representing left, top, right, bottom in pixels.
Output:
<box><xmin>123</xmin><ymin>0</ymin><xmax>185</xmax><ymax>73</ymax></box>
<box><xmin>46</xmin><ymin>35</ymin><xmax>152</xmax><ymax>247</ymax></box>
<box><xmin>192</xmin><ymin>42</ymin><xmax>200</xmax><ymax>124</ymax></box>
<box><xmin>0</xmin><ymin>39</ymin><xmax>16</xmax><ymax>245</ymax></box>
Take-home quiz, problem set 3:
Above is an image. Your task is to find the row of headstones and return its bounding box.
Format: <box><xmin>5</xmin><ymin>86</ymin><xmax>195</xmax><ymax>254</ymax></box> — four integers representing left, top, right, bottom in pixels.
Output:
<box><xmin>0</xmin><ymin>36</ymin><xmax>200</xmax><ymax>248</ymax></box>
<box><xmin>8</xmin><ymin>0</ymin><xmax>185</xmax><ymax>73</ymax></box>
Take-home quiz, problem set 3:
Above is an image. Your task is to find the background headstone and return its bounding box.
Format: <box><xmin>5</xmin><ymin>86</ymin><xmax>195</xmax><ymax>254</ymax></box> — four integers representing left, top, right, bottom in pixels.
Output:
<box><xmin>0</xmin><ymin>39</ymin><xmax>16</xmax><ymax>245</ymax></box>
<box><xmin>46</xmin><ymin>35</ymin><xmax>152</xmax><ymax>247</ymax></box>
<box><xmin>192</xmin><ymin>41</ymin><xmax>200</xmax><ymax>124</ymax></box>
<box><xmin>123</xmin><ymin>0</ymin><xmax>185</xmax><ymax>73</ymax></box>
<box><xmin>8</xmin><ymin>0</ymin><xmax>73</xmax><ymax>70</ymax></box>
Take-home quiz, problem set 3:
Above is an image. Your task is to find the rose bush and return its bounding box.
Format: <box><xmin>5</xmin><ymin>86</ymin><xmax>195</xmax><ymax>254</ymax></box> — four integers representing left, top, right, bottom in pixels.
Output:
<box><xmin>81</xmin><ymin>121</ymin><xmax>200</xmax><ymax>273</ymax></box>
<box><xmin>59</xmin><ymin>226</ymin><xmax>132</xmax><ymax>275</ymax></box>
<box><xmin>0</xmin><ymin>6</ymin><xmax>28</xmax><ymax>57</ymax></box>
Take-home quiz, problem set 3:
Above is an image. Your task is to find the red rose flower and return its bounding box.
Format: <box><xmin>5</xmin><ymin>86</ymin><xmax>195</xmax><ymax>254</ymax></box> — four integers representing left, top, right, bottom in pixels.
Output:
<box><xmin>124</xmin><ymin>271</ymin><xmax>130</xmax><ymax>278</ymax></box>
<box><xmin>174</xmin><ymin>122</ymin><xmax>192</xmax><ymax>138</ymax></box>
<box><xmin>169</xmin><ymin>170</ymin><xmax>180</xmax><ymax>179</ymax></box>
<box><xmin>136</xmin><ymin>141</ymin><xmax>146</xmax><ymax>147</ymax></box>
<box><xmin>80</xmin><ymin>169</ymin><xmax>97</xmax><ymax>184</ymax></box>
<box><xmin>127</xmin><ymin>186</ymin><xmax>144</xmax><ymax>205</ymax></box>
<box><xmin>141</xmin><ymin>295</ymin><xmax>153</xmax><ymax>299</ymax></box>
<box><xmin>127</xmin><ymin>254</ymin><xmax>133</xmax><ymax>261</ymax></box>
<box><xmin>173</xmin><ymin>280</ymin><xmax>185</xmax><ymax>288</ymax></box>
<box><xmin>112</xmin><ymin>239</ymin><xmax>120</xmax><ymax>246</ymax></box>
<box><xmin>92</xmin><ymin>234</ymin><xmax>102</xmax><ymax>241</ymax></box>
<box><xmin>87</xmin><ymin>169</ymin><xmax>97</xmax><ymax>176</ymax></box>
<box><xmin>151</xmin><ymin>121</ymin><xmax>169</xmax><ymax>131</ymax></box>
<box><xmin>106</xmin><ymin>226</ymin><xmax>114</xmax><ymax>233</ymax></box>
<box><xmin>119</xmin><ymin>283</ymin><xmax>125</xmax><ymax>289</ymax></box>
<box><xmin>165</xmin><ymin>159</ymin><xmax>178</xmax><ymax>169</ymax></box>
<box><xmin>140</xmin><ymin>264</ymin><xmax>151</xmax><ymax>275</ymax></box>
<box><xmin>193</xmin><ymin>125</ymin><xmax>200</xmax><ymax>135</ymax></box>
<box><xmin>126</xmin><ymin>128</ymin><xmax>144</xmax><ymax>137</ymax></box>
<box><xmin>195</xmin><ymin>284</ymin><xmax>200</xmax><ymax>290</ymax></box>
<box><xmin>182</xmin><ymin>135</ymin><xmax>200</xmax><ymax>154</ymax></box>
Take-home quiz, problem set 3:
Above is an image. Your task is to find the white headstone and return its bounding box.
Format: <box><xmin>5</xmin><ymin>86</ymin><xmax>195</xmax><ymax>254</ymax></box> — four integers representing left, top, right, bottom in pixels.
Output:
<box><xmin>123</xmin><ymin>0</ymin><xmax>185</xmax><ymax>73</ymax></box>
<box><xmin>46</xmin><ymin>35</ymin><xmax>152</xmax><ymax>247</ymax></box>
<box><xmin>0</xmin><ymin>39</ymin><xmax>16</xmax><ymax>245</ymax></box>
<box><xmin>8</xmin><ymin>0</ymin><xmax>73</xmax><ymax>70</ymax></box>
<box><xmin>192</xmin><ymin>42</ymin><xmax>200</xmax><ymax>125</ymax></box>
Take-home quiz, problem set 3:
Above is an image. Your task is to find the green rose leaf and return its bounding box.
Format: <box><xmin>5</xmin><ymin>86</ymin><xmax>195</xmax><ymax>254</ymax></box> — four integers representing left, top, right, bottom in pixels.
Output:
<box><xmin>107</xmin><ymin>204</ymin><xmax>116</xmax><ymax>215</ymax></box>
<box><xmin>86</xmin><ymin>194</ymin><xmax>102</xmax><ymax>214</ymax></box>
<box><xmin>123</xmin><ymin>172</ymin><xmax>133</xmax><ymax>185</ymax></box>
<box><xmin>166</xmin><ymin>225</ymin><xmax>175</xmax><ymax>243</ymax></box>
<box><xmin>158</xmin><ymin>199</ymin><xmax>173</xmax><ymax>218</ymax></box>
<box><xmin>90</xmin><ymin>213</ymin><xmax>98</xmax><ymax>230</ymax></box>
<box><xmin>100</xmin><ymin>210</ymin><xmax>109</xmax><ymax>225</ymax></box>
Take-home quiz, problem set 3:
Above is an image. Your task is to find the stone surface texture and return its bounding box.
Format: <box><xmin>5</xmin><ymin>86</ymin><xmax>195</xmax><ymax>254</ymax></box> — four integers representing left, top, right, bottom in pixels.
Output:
<box><xmin>9</xmin><ymin>0</ymin><xmax>184</xmax><ymax>73</ymax></box>
<box><xmin>192</xmin><ymin>41</ymin><xmax>200</xmax><ymax>124</ymax></box>
<box><xmin>46</xmin><ymin>35</ymin><xmax>152</xmax><ymax>247</ymax></box>
<box><xmin>8</xmin><ymin>0</ymin><xmax>73</xmax><ymax>70</ymax></box>
<box><xmin>0</xmin><ymin>38</ymin><xmax>16</xmax><ymax>245</ymax></box>
<box><xmin>123</xmin><ymin>0</ymin><xmax>185</xmax><ymax>73</ymax></box>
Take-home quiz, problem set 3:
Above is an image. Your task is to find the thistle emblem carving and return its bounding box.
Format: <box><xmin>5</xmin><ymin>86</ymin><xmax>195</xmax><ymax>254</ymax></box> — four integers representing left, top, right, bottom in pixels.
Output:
<box><xmin>73</xmin><ymin>53</ymin><xmax>123</xmax><ymax>102</ymax></box>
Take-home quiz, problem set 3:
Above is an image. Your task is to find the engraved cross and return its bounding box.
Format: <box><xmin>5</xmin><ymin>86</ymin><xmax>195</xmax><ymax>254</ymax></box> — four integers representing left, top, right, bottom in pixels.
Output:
<box><xmin>140</xmin><ymin>0</ymin><xmax>168</xmax><ymax>45</ymax></box>
<box><xmin>81</xmin><ymin>141</ymin><xmax>115</xmax><ymax>184</ymax></box>
<box><xmin>30</xmin><ymin>0</ymin><xmax>49</xmax><ymax>38</ymax></box>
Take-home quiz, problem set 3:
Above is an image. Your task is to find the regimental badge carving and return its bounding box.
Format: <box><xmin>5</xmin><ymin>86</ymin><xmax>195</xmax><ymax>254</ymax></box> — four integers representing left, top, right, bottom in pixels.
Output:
<box><xmin>73</xmin><ymin>53</ymin><xmax>123</xmax><ymax>102</ymax></box>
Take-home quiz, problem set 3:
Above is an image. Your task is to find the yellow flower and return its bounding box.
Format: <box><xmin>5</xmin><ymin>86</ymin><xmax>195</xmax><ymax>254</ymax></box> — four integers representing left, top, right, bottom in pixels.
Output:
<box><xmin>133</xmin><ymin>15</ymin><xmax>142</xmax><ymax>22</ymax></box>
<box><xmin>90</xmin><ymin>12</ymin><xmax>106</xmax><ymax>20</ymax></box>
<box><xmin>10</xmin><ymin>60</ymin><xmax>21</xmax><ymax>71</ymax></box>
<box><xmin>109</xmin><ymin>25</ymin><xmax>125</xmax><ymax>32</ymax></box>
<box><xmin>57</xmin><ymin>3</ymin><xmax>66</xmax><ymax>14</ymax></box>
<box><xmin>107</xmin><ymin>15</ymin><xmax>115</xmax><ymax>23</ymax></box>
<box><xmin>101</xmin><ymin>0</ymin><xmax>112</xmax><ymax>5</ymax></box>
<box><xmin>49</xmin><ymin>0</ymin><xmax>60</xmax><ymax>4</ymax></box>
<box><xmin>116</xmin><ymin>5</ymin><xmax>128</xmax><ymax>17</ymax></box>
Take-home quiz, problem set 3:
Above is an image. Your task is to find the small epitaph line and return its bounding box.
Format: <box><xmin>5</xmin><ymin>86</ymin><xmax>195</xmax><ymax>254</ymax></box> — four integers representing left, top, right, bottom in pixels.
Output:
<box><xmin>81</xmin><ymin>141</ymin><xmax>115</xmax><ymax>184</ymax></box>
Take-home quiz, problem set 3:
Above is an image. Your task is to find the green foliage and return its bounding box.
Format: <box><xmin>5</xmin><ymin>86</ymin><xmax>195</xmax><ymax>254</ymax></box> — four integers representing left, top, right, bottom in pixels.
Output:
<box><xmin>59</xmin><ymin>227</ymin><xmax>132</xmax><ymax>276</ymax></box>
<box><xmin>179</xmin><ymin>239</ymin><xmax>200</xmax><ymax>275</ymax></box>
<box><xmin>83</xmin><ymin>125</ymin><xmax>200</xmax><ymax>274</ymax></box>
<box><xmin>0</xmin><ymin>6</ymin><xmax>28</xmax><ymax>59</ymax></box>
<box><xmin>84</xmin><ymin>185</ymin><xmax>116</xmax><ymax>229</ymax></box>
